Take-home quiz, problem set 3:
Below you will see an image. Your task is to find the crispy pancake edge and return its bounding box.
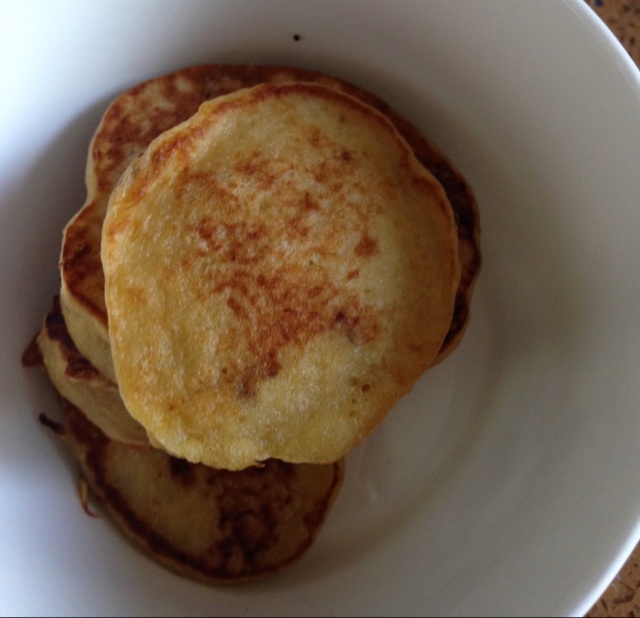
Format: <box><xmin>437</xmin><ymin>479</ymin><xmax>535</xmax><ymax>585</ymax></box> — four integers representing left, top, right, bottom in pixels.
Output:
<box><xmin>36</xmin><ymin>296</ymin><xmax>148</xmax><ymax>445</ymax></box>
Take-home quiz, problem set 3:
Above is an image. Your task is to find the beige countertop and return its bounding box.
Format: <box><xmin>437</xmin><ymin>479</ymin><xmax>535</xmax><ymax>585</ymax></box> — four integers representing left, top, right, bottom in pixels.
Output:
<box><xmin>583</xmin><ymin>1</ymin><xmax>639</xmax><ymax>616</ymax></box>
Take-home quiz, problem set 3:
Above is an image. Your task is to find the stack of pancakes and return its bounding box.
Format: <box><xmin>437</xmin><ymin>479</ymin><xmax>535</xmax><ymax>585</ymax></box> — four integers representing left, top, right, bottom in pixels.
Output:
<box><xmin>31</xmin><ymin>65</ymin><xmax>480</xmax><ymax>583</ymax></box>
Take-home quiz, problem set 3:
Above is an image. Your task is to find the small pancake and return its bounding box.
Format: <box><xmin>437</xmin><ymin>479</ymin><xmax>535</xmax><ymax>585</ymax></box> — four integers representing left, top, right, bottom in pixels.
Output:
<box><xmin>102</xmin><ymin>82</ymin><xmax>460</xmax><ymax>470</ymax></box>
<box><xmin>60</xmin><ymin>64</ymin><xmax>480</xmax><ymax>382</ymax></box>
<box><xmin>37</xmin><ymin>296</ymin><xmax>148</xmax><ymax>445</ymax></box>
<box><xmin>56</xmin><ymin>399</ymin><xmax>343</xmax><ymax>584</ymax></box>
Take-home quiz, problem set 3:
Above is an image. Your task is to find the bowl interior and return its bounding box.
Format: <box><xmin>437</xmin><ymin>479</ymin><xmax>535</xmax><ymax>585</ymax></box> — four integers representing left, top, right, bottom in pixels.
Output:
<box><xmin>2</xmin><ymin>1</ymin><xmax>640</xmax><ymax>615</ymax></box>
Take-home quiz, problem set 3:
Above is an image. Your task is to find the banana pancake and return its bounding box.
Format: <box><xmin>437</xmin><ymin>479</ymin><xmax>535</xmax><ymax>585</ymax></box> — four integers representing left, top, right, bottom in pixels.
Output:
<box><xmin>51</xmin><ymin>398</ymin><xmax>343</xmax><ymax>584</ymax></box>
<box><xmin>101</xmin><ymin>82</ymin><xmax>460</xmax><ymax>470</ymax></box>
<box><xmin>60</xmin><ymin>64</ymin><xmax>480</xmax><ymax>382</ymax></box>
<box><xmin>37</xmin><ymin>296</ymin><xmax>147</xmax><ymax>445</ymax></box>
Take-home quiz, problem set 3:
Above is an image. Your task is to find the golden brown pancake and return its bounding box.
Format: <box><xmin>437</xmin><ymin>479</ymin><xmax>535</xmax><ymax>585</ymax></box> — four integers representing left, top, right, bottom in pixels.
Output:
<box><xmin>53</xmin><ymin>399</ymin><xmax>343</xmax><ymax>584</ymax></box>
<box><xmin>102</xmin><ymin>82</ymin><xmax>460</xmax><ymax>470</ymax></box>
<box><xmin>37</xmin><ymin>296</ymin><xmax>148</xmax><ymax>445</ymax></box>
<box><xmin>60</xmin><ymin>64</ymin><xmax>480</xmax><ymax>382</ymax></box>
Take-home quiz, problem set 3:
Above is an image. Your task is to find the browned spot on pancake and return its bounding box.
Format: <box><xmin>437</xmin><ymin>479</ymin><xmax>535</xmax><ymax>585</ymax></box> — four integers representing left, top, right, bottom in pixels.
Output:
<box><xmin>94</xmin><ymin>82</ymin><xmax>207</xmax><ymax>193</ymax></box>
<box><xmin>95</xmin><ymin>116</ymin><xmax>141</xmax><ymax>193</ymax></box>
<box><xmin>61</xmin><ymin>213</ymin><xmax>107</xmax><ymax>319</ymax></box>
<box><xmin>101</xmin><ymin>211</ymin><xmax>135</xmax><ymax>251</ymax></box>
<box><xmin>354</xmin><ymin>233</ymin><xmax>379</xmax><ymax>258</ymax></box>
<box><xmin>235</xmin><ymin>353</ymin><xmax>282</xmax><ymax>398</ymax></box>
<box><xmin>193</xmin><ymin>219</ymin><xmax>269</xmax><ymax>266</ymax></box>
<box><xmin>333</xmin><ymin>306</ymin><xmax>375</xmax><ymax>343</ymax></box>
<box><xmin>226</xmin><ymin>296</ymin><xmax>249</xmax><ymax>320</ymax></box>
<box><xmin>302</xmin><ymin>192</ymin><xmax>320</xmax><ymax>211</ymax></box>
<box><xmin>232</xmin><ymin>150</ymin><xmax>278</xmax><ymax>191</ymax></box>
<box><xmin>169</xmin><ymin>456</ymin><xmax>196</xmax><ymax>486</ymax></box>
<box><xmin>43</xmin><ymin>296</ymin><xmax>99</xmax><ymax>380</ymax></box>
<box><xmin>339</xmin><ymin>148</ymin><xmax>353</xmax><ymax>162</ymax></box>
<box><xmin>207</xmin><ymin>265</ymin><xmax>378</xmax><ymax>395</ymax></box>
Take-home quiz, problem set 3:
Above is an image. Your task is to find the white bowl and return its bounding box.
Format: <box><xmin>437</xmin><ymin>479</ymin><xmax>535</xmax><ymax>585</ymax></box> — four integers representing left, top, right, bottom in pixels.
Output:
<box><xmin>2</xmin><ymin>1</ymin><xmax>640</xmax><ymax>615</ymax></box>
